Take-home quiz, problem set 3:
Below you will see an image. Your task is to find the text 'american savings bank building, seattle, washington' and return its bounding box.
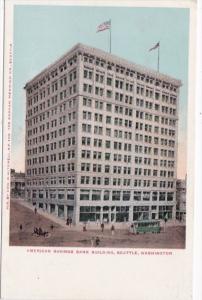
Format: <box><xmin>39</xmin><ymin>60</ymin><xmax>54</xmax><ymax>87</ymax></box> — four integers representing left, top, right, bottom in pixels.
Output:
<box><xmin>24</xmin><ymin>43</ymin><xmax>181</xmax><ymax>225</ymax></box>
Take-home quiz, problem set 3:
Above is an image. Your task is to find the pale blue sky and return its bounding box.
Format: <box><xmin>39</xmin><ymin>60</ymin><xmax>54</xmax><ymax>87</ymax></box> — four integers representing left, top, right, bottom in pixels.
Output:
<box><xmin>12</xmin><ymin>5</ymin><xmax>189</xmax><ymax>178</ymax></box>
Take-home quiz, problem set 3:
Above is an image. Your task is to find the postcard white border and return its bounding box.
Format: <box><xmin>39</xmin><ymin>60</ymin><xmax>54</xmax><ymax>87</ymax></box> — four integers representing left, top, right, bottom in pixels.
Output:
<box><xmin>1</xmin><ymin>1</ymin><xmax>197</xmax><ymax>299</ymax></box>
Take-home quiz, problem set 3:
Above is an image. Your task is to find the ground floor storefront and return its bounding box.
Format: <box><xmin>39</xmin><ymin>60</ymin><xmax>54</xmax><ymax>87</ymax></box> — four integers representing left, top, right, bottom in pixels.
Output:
<box><xmin>31</xmin><ymin>200</ymin><xmax>174</xmax><ymax>224</ymax></box>
<box><xmin>79</xmin><ymin>205</ymin><xmax>174</xmax><ymax>223</ymax></box>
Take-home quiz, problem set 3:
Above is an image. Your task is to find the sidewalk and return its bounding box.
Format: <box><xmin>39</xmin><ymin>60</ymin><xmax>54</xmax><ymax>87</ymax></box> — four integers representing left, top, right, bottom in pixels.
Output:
<box><xmin>11</xmin><ymin>198</ymin><xmax>130</xmax><ymax>231</ymax></box>
<box><xmin>12</xmin><ymin>198</ymin><xmax>71</xmax><ymax>230</ymax></box>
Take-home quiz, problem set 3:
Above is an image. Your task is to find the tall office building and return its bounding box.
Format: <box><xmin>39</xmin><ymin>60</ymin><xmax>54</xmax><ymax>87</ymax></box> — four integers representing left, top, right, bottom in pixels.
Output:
<box><xmin>24</xmin><ymin>43</ymin><xmax>181</xmax><ymax>224</ymax></box>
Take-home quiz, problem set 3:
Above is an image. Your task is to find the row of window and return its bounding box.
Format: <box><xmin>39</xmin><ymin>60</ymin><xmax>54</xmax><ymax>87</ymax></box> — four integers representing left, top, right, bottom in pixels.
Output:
<box><xmin>28</xmin><ymin>188</ymin><xmax>75</xmax><ymax>200</ymax></box>
<box><xmin>79</xmin><ymin>190</ymin><xmax>174</xmax><ymax>201</ymax></box>
<box><xmin>26</xmin><ymin>177</ymin><xmax>74</xmax><ymax>186</ymax></box>
<box><xmin>27</xmin><ymin>124</ymin><xmax>76</xmax><ymax>146</ymax></box>
<box><xmin>82</xmin><ymin>123</ymin><xmax>176</xmax><ymax>140</ymax></box>
<box><xmin>81</xmin><ymin>147</ymin><xmax>175</xmax><ymax>159</ymax></box>
<box><xmin>27</xmin><ymin>146</ymin><xmax>75</xmax><ymax>157</ymax></box>
<box><xmin>27</xmin><ymin>97</ymin><xmax>76</xmax><ymax>118</ymax></box>
<box><xmin>80</xmin><ymin>176</ymin><xmax>174</xmax><ymax>187</ymax></box>
<box><xmin>27</xmin><ymin>112</ymin><xmax>76</xmax><ymax>135</ymax></box>
<box><xmin>28</xmin><ymin>84</ymin><xmax>77</xmax><ymax>115</ymax></box>
<box><xmin>83</xmin><ymin>57</ymin><xmax>178</xmax><ymax>91</ymax></box>
<box><xmin>27</xmin><ymin>143</ymin><xmax>175</xmax><ymax>160</ymax></box>
<box><xmin>29</xmin><ymin>188</ymin><xmax>174</xmax><ymax>202</ymax></box>
<box><xmin>83</xmin><ymin>102</ymin><xmax>176</xmax><ymax>126</ymax></box>
<box><xmin>81</xmin><ymin>131</ymin><xmax>175</xmax><ymax>147</ymax></box>
<box><xmin>83</xmin><ymin>68</ymin><xmax>177</xmax><ymax>97</ymax></box>
<box><xmin>83</xmin><ymin>82</ymin><xmax>177</xmax><ymax>105</ymax></box>
<box><xmin>81</xmin><ymin>163</ymin><xmax>174</xmax><ymax>175</ymax></box>
<box><xmin>27</xmin><ymin>66</ymin><xmax>77</xmax><ymax>97</ymax></box>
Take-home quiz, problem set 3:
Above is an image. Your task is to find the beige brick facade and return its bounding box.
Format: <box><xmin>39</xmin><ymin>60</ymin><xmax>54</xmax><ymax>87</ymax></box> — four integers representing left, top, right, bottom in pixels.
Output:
<box><xmin>24</xmin><ymin>43</ymin><xmax>181</xmax><ymax>224</ymax></box>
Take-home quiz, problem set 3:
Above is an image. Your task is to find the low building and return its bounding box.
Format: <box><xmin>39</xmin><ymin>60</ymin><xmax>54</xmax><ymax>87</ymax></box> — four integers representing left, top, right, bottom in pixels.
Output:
<box><xmin>176</xmin><ymin>179</ymin><xmax>186</xmax><ymax>222</ymax></box>
<box><xmin>10</xmin><ymin>169</ymin><xmax>25</xmax><ymax>197</ymax></box>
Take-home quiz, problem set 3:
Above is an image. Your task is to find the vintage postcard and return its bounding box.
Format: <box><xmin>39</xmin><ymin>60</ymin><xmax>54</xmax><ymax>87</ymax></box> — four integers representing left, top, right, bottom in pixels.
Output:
<box><xmin>1</xmin><ymin>0</ymin><xmax>196</xmax><ymax>299</ymax></box>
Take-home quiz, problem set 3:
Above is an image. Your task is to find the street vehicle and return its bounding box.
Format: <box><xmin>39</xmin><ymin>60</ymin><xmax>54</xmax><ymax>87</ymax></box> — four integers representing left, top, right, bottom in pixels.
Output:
<box><xmin>132</xmin><ymin>220</ymin><xmax>161</xmax><ymax>234</ymax></box>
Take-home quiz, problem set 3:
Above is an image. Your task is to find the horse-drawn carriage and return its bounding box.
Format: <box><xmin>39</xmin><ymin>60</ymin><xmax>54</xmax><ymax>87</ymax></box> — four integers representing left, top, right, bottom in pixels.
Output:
<box><xmin>32</xmin><ymin>227</ymin><xmax>50</xmax><ymax>237</ymax></box>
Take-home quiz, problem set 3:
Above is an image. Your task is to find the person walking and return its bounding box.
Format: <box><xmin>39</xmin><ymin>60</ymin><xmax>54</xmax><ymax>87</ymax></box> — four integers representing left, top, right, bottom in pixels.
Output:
<box><xmin>95</xmin><ymin>236</ymin><xmax>100</xmax><ymax>247</ymax></box>
<box><xmin>69</xmin><ymin>217</ymin><xmax>72</xmax><ymax>227</ymax></box>
<box><xmin>111</xmin><ymin>224</ymin><xmax>115</xmax><ymax>236</ymax></box>
<box><xmin>101</xmin><ymin>223</ymin><xmax>104</xmax><ymax>233</ymax></box>
<box><xmin>34</xmin><ymin>207</ymin><xmax>37</xmax><ymax>214</ymax></box>
<box><xmin>134</xmin><ymin>223</ymin><xmax>137</xmax><ymax>235</ymax></box>
<box><xmin>130</xmin><ymin>223</ymin><xmax>134</xmax><ymax>234</ymax></box>
<box><xmin>19</xmin><ymin>224</ymin><xmax>23</xmax><ymax>231</ymax></box>
<box><xmin>83</xmin><ymin>223</ymin><xmax>87</xmax><ymax>232</ymax></box>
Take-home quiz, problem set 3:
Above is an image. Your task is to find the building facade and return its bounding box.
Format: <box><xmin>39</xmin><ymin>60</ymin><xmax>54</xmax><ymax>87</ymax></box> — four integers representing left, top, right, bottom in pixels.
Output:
<box><xmin>11</xmin><ymin>169</ymin><xmax>25</xmax><ymax>197</ymax></box>
<box><xmin>24</xmin><ymin>43</ymin><xmax>181</xmax><ymax>224</ymax></box>
<box><xmin>176</xmin><ymin>179</ymin><xmax>186</xmax><ymax>222</ymax></box>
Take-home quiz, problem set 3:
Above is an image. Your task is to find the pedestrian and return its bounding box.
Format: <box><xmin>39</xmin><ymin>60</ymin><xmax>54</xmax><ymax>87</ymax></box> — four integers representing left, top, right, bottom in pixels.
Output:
<box><xmin>50</xmin><ymin>224</ymin><xmax>54</xmax><ymax>231</ymax></box>
<box><xmin>111</xmin><ymin>224</ymin><xmax>115</xmax><ymax>236</ymax></box>
<box><xmin>130</xmin><ymin>224</ymin><xmax>134</xmax><ymax>234</ymax></box>
<box><xmin>69</xmin><ymin>217</ymin><xmax>72</xmax><ymax>227</ymax></box>
<box><xmin>66</xmin><ymin>218</ymin><xmax>69</xmax><ymax>226</ymax></box>
<box><xmin>34</xmin><ymin>207</ymin><xmax>37</xmax><ymax>214</ymax></box>
<box><xmin>164</xmin><ymin>217</ymin><xmax>167</xmax><ymax>233</ymax></box>
<box><xmin>19</xmin><ymin>224</ymin><xmax>22</xmax><ymax>231</ymax></box>
<box><xmin>134</xmin><ymin>223</ymin><xmax>137</xmax><ymax>235</ymax></box>
<box><xmin>83</xmin><ymin>223</ymin><xmax>87</xmax><ymax>232</ymax></box>
<box><xmin>101</xmin><ymin>223</ymin><xmax>104</xmax><ymax>233</ymax></box>
<box><xmin>95</xmin><ymin>236</ymin><xmax>100</xmax><ymax>247</ymax></box>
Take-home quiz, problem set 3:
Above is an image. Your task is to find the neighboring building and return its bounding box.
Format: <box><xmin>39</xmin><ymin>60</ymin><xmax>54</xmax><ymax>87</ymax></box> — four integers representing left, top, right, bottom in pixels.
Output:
<box><xmin>176</xmin><ymin>179</ymin><xmax>186</xmax><ymax>222</ymax></box>
<box><xmin>24</xmin><ymin>43</ymin><xmax>181</xmax><ymax>224</ymax></box>
<box><xmin>10</xmin><ymin>169</ymin><xmax>25</xmax><ymax>197</ymax></box>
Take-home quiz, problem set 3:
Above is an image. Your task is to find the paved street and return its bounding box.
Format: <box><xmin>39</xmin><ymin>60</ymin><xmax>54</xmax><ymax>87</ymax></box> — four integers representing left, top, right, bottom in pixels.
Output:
<box><xmin>10</xmin><ymin>200</ymin><xmax>185</xmax><ymax>248</ymax></box>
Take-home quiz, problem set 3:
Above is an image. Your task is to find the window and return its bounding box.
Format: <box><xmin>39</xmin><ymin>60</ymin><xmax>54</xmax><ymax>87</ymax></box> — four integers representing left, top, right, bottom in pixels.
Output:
<box><xmin>159</xmin><ymin>192</ymin><xmax>166</xmax><ymax>201</ymax></box>
<box><xmin>123</xmin><ymin>191</ymin><xmax>130</xmax><ymax>201</ymax></box>
<box><xmin>80</xmin><ymin>189</ymin><xmax>90</xmax><ymax>200</ymax></box>
<box><xmin>107</xmin><ymin>77</ymin><xmax>112</xmax><ymax>86</ymax></box>
<box><xmin>105</xmin><ymin>140</ymin><xmax>111</xmax><ymax>149</ymax></box>
<box><xmin>104</xmin><ymin>190</ymin><xmax>110</xmax><ymax>201</ymax></box>
<box><xmin>92</xmin><ymin>190</ymin><xmax>101</xmax><ymax>201</ymax></box>
<box><xmin>107</xmin><ymin>90</ymin><xmax>112</xmax><ymax>98</ymax></box>
<box><xmin>67</xmin><ymin>189</ymin><xmax>75</xmax><ymax>200</ymax></box>
<box><xmin>106</xmin><ymin>128</ymin><xmax>111</xmax><ymax>136</ymax></box>
<box><xmin>112</xmin><ymin>191</ymin><xmax>121</xmax><ymax>201</ymax></box>
<box><xmin>134</xmin><ymin>191</ymin><xmax>141</xmax><ymax>201</ymax></box>
<box><xmin>105</xmin><ymin>153</ymin><xmax>110</xmax><ymax>160</ymax></box>
<box><xmin>143</xmin><ymin>192</ymin><xmax>150</xmax><ymax>201</ymax></box>
<box><xmin>105</xmin><ymin>165</ymin><xmax>110</xmax><ymax>173</ymax></box>
<box><xmin>106</xmin><ymin>116</ymin><xmax>111</xmax><ymax>124</ymax></box>
<box><xmin>106</xmin><ymin>103</ymin><xmax>112</xmax><ymax>111</ymax></box>
<box><xmin>167</xmin><ymin>192</ymin><xmax>174</xmax><ymax>201</ymax></box>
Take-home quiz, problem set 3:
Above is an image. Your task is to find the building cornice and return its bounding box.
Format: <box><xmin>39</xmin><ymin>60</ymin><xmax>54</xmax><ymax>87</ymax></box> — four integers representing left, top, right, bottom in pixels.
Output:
<box><xmin>24</xmin><ymin>42</ymin><xmax>182</xmax><ymax>89</ymax></box>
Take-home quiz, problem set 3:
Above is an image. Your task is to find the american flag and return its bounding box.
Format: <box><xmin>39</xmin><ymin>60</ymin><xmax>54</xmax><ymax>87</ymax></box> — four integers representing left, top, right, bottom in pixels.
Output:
<box><xmin>96</xmin><ymin>20</ymin><xmax>111</xmax><ymax>32</ymax></box>
<box><xmin>149</xmin><ymin>42</ymin><xmax>160</xmax><ymax>51</ymax></box>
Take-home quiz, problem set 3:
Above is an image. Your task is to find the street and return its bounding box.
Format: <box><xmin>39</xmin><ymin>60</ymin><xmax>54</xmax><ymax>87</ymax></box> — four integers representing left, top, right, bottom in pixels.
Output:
<box><xmin>10</xmin><ymin>200</ymin><xmax>185</xmax><ymax>248</ymax></box>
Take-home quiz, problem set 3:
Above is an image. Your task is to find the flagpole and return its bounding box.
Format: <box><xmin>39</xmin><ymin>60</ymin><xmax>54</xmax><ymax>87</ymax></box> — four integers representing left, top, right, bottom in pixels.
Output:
<box><xmin>109</xmin><ymin>19</ymin><xmax>111</xmax><ymax>53</ymax></box>
<box><xmin>157</xmin><ymin>42</ymin><xmax>160</xmax><ymax>72</ymax></box>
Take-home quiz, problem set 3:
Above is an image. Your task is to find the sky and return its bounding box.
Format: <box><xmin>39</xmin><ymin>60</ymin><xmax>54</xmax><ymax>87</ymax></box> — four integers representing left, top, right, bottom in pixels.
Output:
<box><xmin>11</xmin><ymin>5</ymin><xmax>189</xmax><ymax>179</ymax></box>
